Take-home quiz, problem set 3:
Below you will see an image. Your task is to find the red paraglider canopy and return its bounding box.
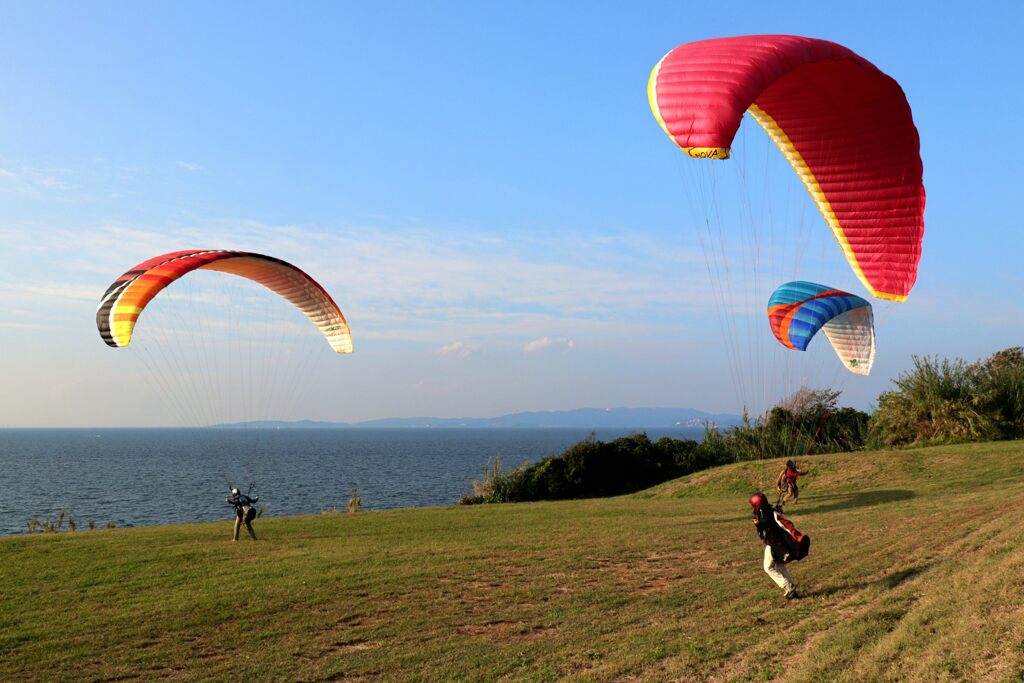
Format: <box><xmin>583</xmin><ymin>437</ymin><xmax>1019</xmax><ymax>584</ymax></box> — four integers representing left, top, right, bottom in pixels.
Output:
<box><xmin>648</xmin><ymin>35</ymin><xmax>925</xmax><ymax>302</ymax></box>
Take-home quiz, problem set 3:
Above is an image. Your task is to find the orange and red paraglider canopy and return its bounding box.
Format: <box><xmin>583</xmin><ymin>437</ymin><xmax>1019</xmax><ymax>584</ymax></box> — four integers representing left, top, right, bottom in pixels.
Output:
<box><xmin>96</xmin><ymin>250</ymin><xmax>352</xmax><ymax>353</ymax></box>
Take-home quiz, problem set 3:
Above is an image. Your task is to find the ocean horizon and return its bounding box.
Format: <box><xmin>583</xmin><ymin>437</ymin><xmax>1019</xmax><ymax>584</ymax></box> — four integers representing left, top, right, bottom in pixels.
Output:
<box><xmin>0</xmin><ymin>426</ymin><xmax>706</xmax><ymax>536</ymax></box>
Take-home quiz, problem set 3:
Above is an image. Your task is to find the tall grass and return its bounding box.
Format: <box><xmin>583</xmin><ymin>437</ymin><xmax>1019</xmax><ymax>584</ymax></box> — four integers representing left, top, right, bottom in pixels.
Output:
<box><xmin>974</xmin><ymin>347</ymin><xmax>1024</xmax><ymax>438</ymax></box>
<box><xmin>869</xmin><ymin>348</ymin><xmax>1024</xmax><ymax>446</ymax></box>
<box><xmin>346</xmin><ymin>484</ymin><xmax>363</xmax><ymax>514</ymax></box>
<box><xmin>725</xmin><ymin>388</ymin><xmax>869</xmax><ymax>460</ymax></box>
<box><xmin>25</xmin><ymin>512</ymin><xmax>109</xmax><ymax>533</ymax></box>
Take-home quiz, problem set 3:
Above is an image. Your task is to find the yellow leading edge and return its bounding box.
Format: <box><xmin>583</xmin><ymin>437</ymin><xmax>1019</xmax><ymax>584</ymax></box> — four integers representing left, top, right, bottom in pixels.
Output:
<box><xmin>746</xmin><ymin>104</ymin><xmax>903</xmax><ymax>302</ymax></box>
<box><xmin>647</xmin><ymin>56</ymin><xmax>905</xmax><ymax>303</ymax></box>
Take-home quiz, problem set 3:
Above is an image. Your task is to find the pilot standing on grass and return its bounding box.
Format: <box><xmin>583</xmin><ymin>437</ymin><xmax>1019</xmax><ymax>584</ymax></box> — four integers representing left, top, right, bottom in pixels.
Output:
<box><xmin>749</xmin><ymin>492</ymin><xmax>810</xmax><ymax>599</ymax></box>
<box><xmin>775</xmin><ymin>459</ymin><xmax>809</xmax><ymax>508</ymax></box>
<box><xmin>227</xmin><ymin>487</ymin><xmax>259</xmax><ymax>541</ymax></box>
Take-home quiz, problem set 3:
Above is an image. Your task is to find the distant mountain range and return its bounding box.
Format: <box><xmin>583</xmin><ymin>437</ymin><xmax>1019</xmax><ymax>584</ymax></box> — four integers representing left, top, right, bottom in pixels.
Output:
<box><xmin>212</xmin><ymin>407</ymin><xmax>743</xmax><ymax>430</ymax></box>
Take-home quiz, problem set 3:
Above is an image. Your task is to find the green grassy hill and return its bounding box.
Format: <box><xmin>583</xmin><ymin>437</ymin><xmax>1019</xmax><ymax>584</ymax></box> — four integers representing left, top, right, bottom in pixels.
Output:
<box><xmin>3</xmin><ymin>441</ymin><xmax>1024</xmax><ymax>681</ymax></box>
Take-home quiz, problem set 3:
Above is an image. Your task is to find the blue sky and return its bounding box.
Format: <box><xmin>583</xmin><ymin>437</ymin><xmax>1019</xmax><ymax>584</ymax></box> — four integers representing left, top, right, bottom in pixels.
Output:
<box><xmin>1</xmin><ymin>1</ymin><xmax>1022</xmax><ymax>426</ymax></box>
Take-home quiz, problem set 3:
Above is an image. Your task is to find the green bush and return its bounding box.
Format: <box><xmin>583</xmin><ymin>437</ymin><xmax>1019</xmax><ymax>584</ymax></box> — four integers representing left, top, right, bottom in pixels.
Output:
<box><xmin>461</xmin><ymin>432</ymin><xmax>715</xmax><ymax>504</ymax></box>
<box><xmin>721</xmin><ymin>388</ymin><xmax>869</xmax><ymax>460</ymax></box>
<box><xmin>867</xmin><ymin>349</ymin><xmax>1024</xmax><ymax>447</ymax></box>
<box><xmin>462</xmin><ymin>388</ymin><xmax>873</xmax><ymax>505</ymax></box>
<box><xmin>972</xmin><ymin>347</ymin><xmax>1024</xmax><ymax>438</ymax></box>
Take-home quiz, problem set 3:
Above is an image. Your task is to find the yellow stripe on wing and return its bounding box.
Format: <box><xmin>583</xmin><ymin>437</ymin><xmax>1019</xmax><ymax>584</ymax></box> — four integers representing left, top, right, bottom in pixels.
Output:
<box><xmin>112</xmin><ymin>320</ymin><xmax>136</xmax><ymax>347</ymax></box>
<box><xmin>747</xmin><ymin>104</ymin><xmax>905</xmax><ymax>302</ymax></box>
<box><xmin>647</xmin><ymin>55</ymin><xmax>671</xmax><ymax>140</ymax></box>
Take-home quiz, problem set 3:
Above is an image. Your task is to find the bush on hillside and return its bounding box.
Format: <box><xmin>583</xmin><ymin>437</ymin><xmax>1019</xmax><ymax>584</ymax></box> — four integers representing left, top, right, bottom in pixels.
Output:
<box><xmin>869</xmin><ymin>348</ymin><xmax>1024</xmax><ymax>447</ymax></box>
<box><xmin>460</xmin><ymin>388</ymin><xmax>874</xmax><ymax>505</ymax></box>
<box><xmin>972</xmin><ymin>347</ymin><xmax>1024</xmax><ymax>439</ymax></box>
<box><xmin>460</xmin><ymin>432</ymin><xmax>722</xmax><ymax>504</ymax></box>
<box><xmin>716</xmin><ymin>388</ymin><xmax>870</xmax><ymax>460</ymax></box>
<box><xmin>462</xmin><ymin>347</ymin><xmax>1024</xmax><ymax>505</ymax></box>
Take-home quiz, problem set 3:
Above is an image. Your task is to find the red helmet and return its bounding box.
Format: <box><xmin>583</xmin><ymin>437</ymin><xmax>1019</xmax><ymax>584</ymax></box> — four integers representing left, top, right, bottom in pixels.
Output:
<box><xmin>749</xmin><ymin>492</ymin><xmax>765</xmax><ymax>509</ymax></box>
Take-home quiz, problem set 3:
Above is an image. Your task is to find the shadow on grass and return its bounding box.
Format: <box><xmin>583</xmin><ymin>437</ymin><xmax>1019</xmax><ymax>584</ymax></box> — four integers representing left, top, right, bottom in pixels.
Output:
<box><xmin>702</xmin><ymin>489</ymin><xmax>915</xmax><ymax>525</ymax></box>
<box><xmin>785</xmin><ymin>489</ymin><xmax>915</xmax><ymax>516</ymax></box>
<box><xmin>804</xmin><ymin>562</ymin><xmax>932</xmax><ymax>598</ymax></box>
<box><xmin>880</xmin><ymin>563</ymin><xmax>930</xmax><ymax>589</ymax></box>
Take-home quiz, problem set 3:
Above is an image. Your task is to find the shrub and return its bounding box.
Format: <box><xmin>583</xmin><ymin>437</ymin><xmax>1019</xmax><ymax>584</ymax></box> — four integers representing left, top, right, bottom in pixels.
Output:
<box><xmin>869</xmin><ymin>355</ymin><xmax>997</xmax><ymax>447</ymax></box>
<box><xmin>461</xmin><ymin>432</ymin><xmax>707</xmax><ymax>504</ymax></box>
<box><xmin>346</xmin><ymin>485</ymin><xmax>362</xmax><ymax>514</ymax></box>
<box><xmin>720</xmin><ymin>388</ymin><xmax>869</xmax><ymax>460</ymax></box>
<box><xmin>461</xmin><ymin>389</ymin><xmax>873</xmax><ymax>505</ymax></box>
<box><xmin>25</xmin><ymin>511</ymin><xmax>80</xmax><ymax>534</ymax></box>
<box><xmin>972</xmin><ymin>347</ymin><xmax>1024</xmax><ymax>438</ymax></box>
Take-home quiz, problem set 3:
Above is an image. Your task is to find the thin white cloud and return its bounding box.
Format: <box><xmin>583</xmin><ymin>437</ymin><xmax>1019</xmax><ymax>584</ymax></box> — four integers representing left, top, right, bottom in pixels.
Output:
<box><xmin>439</xmin><ymin>341</ymin><xmax>464</xmax><ymax>355</ymax></box>
<box><xmin>176</xmin><ymin>161</ymin><xmax>203</xmax><ymax>172</ymax></box>
<box><xmin>523</xmin><ymin>336</ymin><xmax>574</xmax><ymax>353</ymax></box>
<box><xmin>438</xmin><ymin>341</ymin><xmax>479</xmax><ymax>357</ymax></box>
<box><xmin>0</xmin><ymin>163</ymin><xmax>73</xmax><ymax>194</ymax></box>
<box><xmin>0</xmin><ymin>321</ymin><xmax>55</xmax><ymax>331</ymax></box>
<box><xmin>523</xmin><ymin>337</ymin><xmax>552</xmax><ymax>352</ymax></box>
<box><xmin>36</xmin><ymin>175</ymin><xmax>64</xmax><ymax>188</ymax></box>
<box><xmin>0</xmin><ymin>283</ymin><xmax>99</xmax><ymax>302</ymax></box>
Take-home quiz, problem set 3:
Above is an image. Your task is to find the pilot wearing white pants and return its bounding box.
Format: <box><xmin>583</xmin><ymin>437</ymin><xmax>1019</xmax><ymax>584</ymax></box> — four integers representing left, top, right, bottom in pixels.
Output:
<box><xmin>763</xmin><ymin>544</ymin><xmax>796</xmax><ymax>595</ymax></box>
<box><xmin>749</xmin><ymin>491</ymin><xmax>806</xmax><ymax>599</ymax></box>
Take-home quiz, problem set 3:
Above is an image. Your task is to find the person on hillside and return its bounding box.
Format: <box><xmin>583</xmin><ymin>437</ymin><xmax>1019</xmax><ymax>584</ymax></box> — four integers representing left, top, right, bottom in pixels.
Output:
<box><xmin>227</xmin><ymin>487</ymin><xmax>259</xmax><ymax>541</ymax></box>
<box><xmin>775</xmin><ymin>459</ymin><xmax>809</xmax><ymax>508</ymax></box>
<box><xmin>749</xmin><ymin>491</ymin><xmax>810</xmax><ymax>599</ymax></box>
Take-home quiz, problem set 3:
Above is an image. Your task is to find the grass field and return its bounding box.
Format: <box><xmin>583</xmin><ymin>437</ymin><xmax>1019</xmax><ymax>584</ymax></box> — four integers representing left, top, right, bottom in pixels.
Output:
<box><xmin>3</xmin><ymin>441</ymin><xmax>1024</xmax><ymax>681</ymax></box>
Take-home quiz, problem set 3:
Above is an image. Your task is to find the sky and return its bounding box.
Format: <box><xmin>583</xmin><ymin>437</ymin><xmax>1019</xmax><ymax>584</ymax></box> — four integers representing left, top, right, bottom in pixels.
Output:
<box><xmin>1</xmin><ymin>1</ymin><xmax>1022</xmax><ymax>427</ymax></box>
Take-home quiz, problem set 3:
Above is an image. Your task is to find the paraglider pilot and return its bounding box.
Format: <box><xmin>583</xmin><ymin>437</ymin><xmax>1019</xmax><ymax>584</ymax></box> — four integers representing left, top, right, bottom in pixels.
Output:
<box><xmin>750</xmin><ymin>492</ymin><xmax>810</xmax><ymax>599</ymax></box>
<box><xmin>775</xmin><ymin>460</ymin><xmax>809</xmax><ymax>508</ymax></box>
<box><xmin>227</xmin><ymin>487</ymin><xmax>259</xmax><ymax>541</ymax></box>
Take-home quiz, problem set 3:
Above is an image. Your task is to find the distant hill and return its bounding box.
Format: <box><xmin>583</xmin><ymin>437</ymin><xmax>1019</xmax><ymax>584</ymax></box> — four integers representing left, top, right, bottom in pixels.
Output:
<box><xmin>212</xmin><ymin>407</ymin><xmax>743</xmax><ymax>430</ymax></box>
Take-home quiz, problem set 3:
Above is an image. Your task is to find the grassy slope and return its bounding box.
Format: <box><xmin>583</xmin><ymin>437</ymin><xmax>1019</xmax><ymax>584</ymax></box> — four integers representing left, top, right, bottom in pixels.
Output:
<box><xmin>3</xmin><ymin>441</ymin><xmax>1024</xmax><ymax>682</ymax></box>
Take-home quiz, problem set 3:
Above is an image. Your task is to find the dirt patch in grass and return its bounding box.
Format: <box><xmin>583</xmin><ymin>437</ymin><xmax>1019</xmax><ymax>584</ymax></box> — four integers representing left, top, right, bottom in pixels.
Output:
<box><xmin>456</xmin><ymin>620</ymin><xmax>554</xmax><ymax>642</ymax></box>
<box><xmin>327</xmin><ymin>638</ymin><xmax>379</xmax><ymax>654</ymax></box>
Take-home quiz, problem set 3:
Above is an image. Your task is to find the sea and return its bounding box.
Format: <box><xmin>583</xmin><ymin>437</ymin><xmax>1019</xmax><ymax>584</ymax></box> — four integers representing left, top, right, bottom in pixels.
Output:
<box><xmin>0</xmin><ymin>427</ymin><xmax>705</xmax><ymax>536</ymax></box>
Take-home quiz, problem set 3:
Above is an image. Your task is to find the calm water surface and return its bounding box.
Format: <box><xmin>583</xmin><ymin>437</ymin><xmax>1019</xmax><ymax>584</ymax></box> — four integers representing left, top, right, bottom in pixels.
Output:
<box><xmin>0</xmin><ymin>427</ymin><xmax>703</xmax><ymax>535</ymax></box>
